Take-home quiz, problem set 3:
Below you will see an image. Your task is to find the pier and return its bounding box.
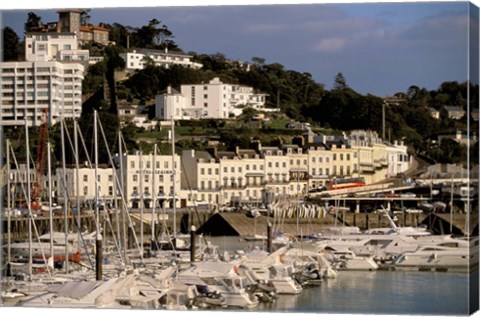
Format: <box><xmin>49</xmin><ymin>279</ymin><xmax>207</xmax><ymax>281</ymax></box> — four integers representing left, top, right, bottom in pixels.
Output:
<box><xmin>2</xmin><ymin>208</ymin><xmax>477</xmax><ymax>243</ymax></box>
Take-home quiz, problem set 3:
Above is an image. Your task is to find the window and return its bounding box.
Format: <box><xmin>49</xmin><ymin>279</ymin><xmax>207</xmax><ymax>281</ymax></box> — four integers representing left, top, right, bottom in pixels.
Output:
<box><xmin>200</xmin><ymin>168</ymin><xmax>205</xmax><ymax>175</ymax></box>
<box><xmin>208</xmin><ymin>168</ymin><xmax>212</xmax><ymax>175</ymax></box>
<box><xmin>204</xmin><ymin>102</ymin><xmax>208</xmax><ymax>108</ymax></box>
<box><xmin>83</xmin><ymin>175</ymin><xmax>88</xmax><ymax>182</ymax></box>
<box><xmin>159</xmin><ymin>175</ymin><xmax>164</xmax><ymax>182</ymax></box>
<box><xmin>347</xmin><ymin>154</ymin><xmax>350</xmax><ymax>161</ymax></box>
<box><xmin>145</xmin><ymin>175</ymin><xmax>149</xmax><ymax>183</ymax></box>
<box><xmin>215</xmin><ymin>168</ymin><xmax>219</xmax><ymax>175</ymax></box>
<box><xmin>83</xmin><ymin>186</ymin><xmax>88</xmax><ymax>195</ymax></box>
<box><xmin>246</xmin><ymin>165</ymin><xmax>250</xmax><ymax>170</ymax></box>
<box><xmin>203</xmin><ymin>94</ymin><xmax>208</xmax><ymax>99</ymax></box>
<box><xmin>133</xmin><ymin>175</ymin><xmax>138</xmax><ymax>182</ymax></box>
<box><xmin>340</xmin><ymin>154</ymin><xmax>344</xmax><ymax>161</ymax></box>
<box><xmin>164</xmin><ymin>161</ymin><xmax>169</xmax><ymax>168</ymax></box>
<box><xmin>108</xmin><ymin>186</ymin><xmax>113</xmax><ymax>195</ymax></box>
<box><xmin>231</xmin><ymin>167</ymin><xmax>235</xmax><ymax>173</ymax></box>
<box><xmin>268</xmin><ymin>162</ymin><xmax>272</xmax><ymax>168</ymax></box>
<box><xmin>224</xmin><ymin>167</ymin><xmax>227</xmax><ymax>173</ymax></box>
<box><xmin>108</xmin><ymin>175</ymin><xmax>113</xmax><ymax>182</ymax></box>
<box><xmin>146</xmin><ymin>161</ymin><xmax>151</xmax><ymax>169</ymax></box>
<box><xmin>131</xmin><ymin>161</ymin><xmax>135</xmax><ymax>168</ymax></box>
<box><xmin>312</xmin><ymin>157</ymin><xmax>316</xmax><ymax>163</ymax></box>
<box><xmin>312</xmin><ymin>168</ymin><xmax>316</xmax><ymax>175</ymax></box>
<box><xmin>333</xmin><ymin>154</ymin><xmax>336</xmax><ymax>161</ymax></box>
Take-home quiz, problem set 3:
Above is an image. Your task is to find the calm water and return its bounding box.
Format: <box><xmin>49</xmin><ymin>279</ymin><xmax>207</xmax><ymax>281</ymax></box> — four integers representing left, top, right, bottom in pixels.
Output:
<box><xmin>260</xmin><ymin>271</ymin><xmax>473</xmax><ymax>315</ymax></box>
<box><xmin>208</xmin><ymin>236</ymin><xmax>476</xmax><ymax>315</ymax></box>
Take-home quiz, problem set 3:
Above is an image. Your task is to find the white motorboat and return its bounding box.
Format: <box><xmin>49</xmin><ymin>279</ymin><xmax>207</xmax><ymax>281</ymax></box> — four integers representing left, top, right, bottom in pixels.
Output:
<box><xmin>177</xmin><ymin>261</ymin><xmax>259</xmax><ymax>309</ymax></box>
<box><xmin>392</xmin><ymin>245</ymin><xmax>479</xmax><ymax>273</ymax></box>
<box><xmin>17</xmin><ymin>274</ymin><xmax>162</xmax><ymax>309</ymax></box>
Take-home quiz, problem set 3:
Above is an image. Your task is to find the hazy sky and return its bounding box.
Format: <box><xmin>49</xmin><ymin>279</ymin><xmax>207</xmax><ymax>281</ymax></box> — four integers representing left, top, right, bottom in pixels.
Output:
<box><xmin>1</xmin><ymin>1</ymin><xmax>478</xmax><ymax>96</ymax></box>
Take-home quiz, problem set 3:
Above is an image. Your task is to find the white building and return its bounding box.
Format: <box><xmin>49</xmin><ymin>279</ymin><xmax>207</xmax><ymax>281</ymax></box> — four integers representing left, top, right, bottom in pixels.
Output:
<box><xmin>120</xmin><ymin>49</ymin><xmax>202</xmax><ymax>71</ymax></box>
<box><xmin>118</xmin><ymin>104</ymin><xmax>158</xmax><ymax>131</ymax></box>
<box><xmin>1</xmin><ymin>60</ymin><xmax>84</xmax><ymax>126</ymax></box>
<box><xmin>25</xmin><ymin>32</ymin><xmax>89</xmax><ymax>63</ymax></box>
<box><xmin>120</xmin><ymin>153</ymin><xmax>183</xmax><ymax>208</ymax></box>
<box><xmin>386</xmin><ymin>141</ymin><xmax>411</xmax><ymax>177</ymax></box>
<box><xmin>181</xmin><ymin>150</ymin><xmax>221</xmax><ymax>205</ymax></box>
<box><xmin>56</xmin><ymin>166</ymin><xmax>115</xmax><ymax>205</ymax></box>
<box><xmin>155</xmin><ymin>77</ymin><xmax>268</xmax><ymax>120</ymax></box>
<box><xmin>155</xmin><ymin>87</ymin><xmax>189</xmax><ymax>120</ymax></box>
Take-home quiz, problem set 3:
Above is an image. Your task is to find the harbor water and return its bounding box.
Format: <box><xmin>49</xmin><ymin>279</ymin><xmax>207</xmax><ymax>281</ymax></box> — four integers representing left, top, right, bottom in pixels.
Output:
<box><xmin>261</xmin><ymin>271</ymin><xmax>473</xmax><ymax>315</ymax></box>
<box><xmin>208</xmin><ymin>236</ymin><xmax>476</xmax><ymax>315</ymax></box>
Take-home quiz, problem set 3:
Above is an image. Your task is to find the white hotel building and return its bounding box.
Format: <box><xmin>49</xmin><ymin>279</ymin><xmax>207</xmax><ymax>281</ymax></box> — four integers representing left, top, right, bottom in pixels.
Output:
<box><xmin>155</xmin><ymin>77</ymin><xmax>268</xmax><ymax>120</ymax></box>
<box><xmin>0</xmin><ymin>61</ymin><xmax>84</xmax><ymax>126</ymax></box>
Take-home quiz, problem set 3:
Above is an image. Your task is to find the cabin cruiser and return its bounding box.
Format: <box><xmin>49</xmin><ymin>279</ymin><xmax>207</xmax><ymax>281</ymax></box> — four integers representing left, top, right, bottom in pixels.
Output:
<box><xmin>177</xmin><ymin>261</ymin><xmax>259</xmax><ymax>309</ymax></box>
<box><xmin>391</xmin><ymin>244</ymin><xmax>479</xmax><ymax>273</ymax></box>
<box><xmin>17</xmin><ymin>274</ymin><xmax>163</xmax><ymax>309</ymax></box>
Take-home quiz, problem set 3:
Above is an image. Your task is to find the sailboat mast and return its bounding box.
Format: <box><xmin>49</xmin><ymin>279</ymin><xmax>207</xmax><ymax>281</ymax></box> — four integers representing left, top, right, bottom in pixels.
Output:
<box><xmin>151</xmin><ymin>144</ymin><xmax>157</xmax><ymax>251</ymax></box>
<box><xmin>139</xmin><ymin>150</ymin><xmax>144</xmax><ymax>260</ymax></box>
<box><xmin>171</xmin><ymin>115</ymin><xmax>176</xmax><ymax>238</ymax></box>
<box><xmin>94</xmin><ymin>111</ymin><xmax>102</xmax><ymax>280</ymax></box>
<box><xmin>74</xmin><ymin>120</ymin><xmax>81</xmax><ymax>248</ymax></box>
<box><xmin>118</xmin><ymin>131</ymin><xmax>126</xmax><ymax>259</ymax></box>
<box><xmin>6</xmin><ymin>139</ymin><xmax>11</xmax><ymax>266</ymax></box>
<box><xmin>60</xmin><ymin>118</ymin><xmax>69</xmax><ymax>274</ymax></box>
<box><xmin>47</xmin><ymin>142</ymin><xmax>54</xmax><ymax>264</ymax></box>
<box><xmin>25</xmin><ymin>121</ymin><xmax>33</xmax><ymax>280</ymax></box>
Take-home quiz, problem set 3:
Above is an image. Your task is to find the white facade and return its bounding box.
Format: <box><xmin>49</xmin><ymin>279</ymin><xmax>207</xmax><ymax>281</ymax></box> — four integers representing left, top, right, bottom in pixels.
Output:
<box><xmin>56</xmin><ymin>167</ymin><xmax>115</xmax><ymax>205</ymax></box>
<box><xmin>155</xmin><ymin>87</ymin><xmax>189</xmax><ymax>120</ymax></box>
<box><xmin>25</xmin><ymin>33</ymin><xmax>89</xmax><ymax>63</ymax></box>
<box><xmin>386</xmin><ymin>141</ymin><xmax>411</xmax><ymax>177</ymax></box>
<box><xmin>121</xmin><ymin>153</ymin><xmax>182</xmax><ymax>208</ymax></box>
<box><xmin>120</xmin><ymin>49</ymin><xmax>202</xmax><ymax>71</ymax></box>
<box><xmin>1</xmin><ymin>61</ymin><xmax>84</xmax><ymax>126</ymax></box>
<box><xmin>155</xmin><ymin>77</ymin><xmax>268</xmax><ymax>120</ymax></box>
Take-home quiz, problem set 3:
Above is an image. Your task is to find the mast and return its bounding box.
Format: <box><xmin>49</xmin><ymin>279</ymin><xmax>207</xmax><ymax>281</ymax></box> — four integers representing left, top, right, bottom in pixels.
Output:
<box><xmin>151</xmin><ymin>144</ymin><xmax>157</xmax><ymax>251</ymax></box>
<box><xmin>60</xmin><ymin>118</ymin><xmax>69</xmax><ymax>274</ymax></box>
<box><xmin>47</xmin><ymin>142</ymin><xmax>54</xmax><ymax>264</ymax></box>
<box><xmin>171</xmin><ymin>115</ymin><xmax>176</xmax><ymax>238</ymax></box>
<box><xmin>139</xmin><ymin>150</ymin><xmax>144</xmax><ymax>260</ymax></box>
<box><xmin>94</xmin><ymin>111</ymin><xmax>102</xmax><ymax>280</ymax></box>
<box><xmin>118</xmin><ymin>131</ymin><xmax>126</xmax><ymax>260</ymax></box>
<box><xmin>74</xmin><ymin>120</ymin><xmax>81</xmax><ymax>249</ymax></box>
<box><xmin>6</xmin><ymin>139</ymin><xmax>11</xmax><ymax>266</ymax></box>
<box><xmin>25</xmin><ymin>121</ymin><xmax>33</xmax><ymax>280</ymax></box>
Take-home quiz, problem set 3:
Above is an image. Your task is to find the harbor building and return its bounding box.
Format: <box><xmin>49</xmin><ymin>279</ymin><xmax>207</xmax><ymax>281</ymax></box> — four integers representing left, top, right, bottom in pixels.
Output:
<box><xmin>0</xmin><ymin>60</ymin><xmax>84</xmax><ymax>126</ymax></box>
<box><xmin>155</xmin><ymin>77</ymin><xmax>268</xmax><ymax>120</ymax></box>
<box><xmin>119</xmin><ymin>153</ymin><xmax>183</xmax><ymax>209</ymax></box>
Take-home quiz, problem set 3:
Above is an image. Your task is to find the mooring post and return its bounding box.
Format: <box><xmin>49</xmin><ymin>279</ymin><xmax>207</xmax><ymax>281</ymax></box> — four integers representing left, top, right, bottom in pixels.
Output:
<box><xmin>96</xmin><ymin>234</ymin><xmax>103</xmax><ymax>281</ymax></box>
<box><xmin>190</xmin><ymin>225</ymin><xmax>196</xmax><ymax>263</ymax></box>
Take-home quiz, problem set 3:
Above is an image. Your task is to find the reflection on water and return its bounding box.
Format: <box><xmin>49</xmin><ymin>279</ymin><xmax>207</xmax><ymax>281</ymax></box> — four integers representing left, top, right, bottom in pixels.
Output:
<box><xmin>258</xmin><ymin>271</ymin><xmax>471</xmax><ymax>315</ymax></box>
<box><xmin>207</xmin><ymin>237</ymin><xmax>472</xmax><ymax>315</ymax></box>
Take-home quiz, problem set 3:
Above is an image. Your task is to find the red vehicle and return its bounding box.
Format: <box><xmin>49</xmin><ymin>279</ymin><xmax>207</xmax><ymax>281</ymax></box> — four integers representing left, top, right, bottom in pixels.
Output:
<box><xmin>329</xmin><ymin>177</ymin><xmax>366</xmax><ymax>190</ymax></box>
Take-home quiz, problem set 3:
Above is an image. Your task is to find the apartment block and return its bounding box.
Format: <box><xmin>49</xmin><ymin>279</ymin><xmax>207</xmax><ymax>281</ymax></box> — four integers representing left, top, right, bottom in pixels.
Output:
<box><xmin>1</xmin><ymin>61</ymin><xmax>84</xmax><ymax>126</ymax></box>
<box><xmin>25</xmin><ymin>32</ymin><xmax>89</xmax><ymax>63</ymax></box>
<box><xmin>155</xmin><ymin>77</ymin><xmax>268</xmax><ymax>120</ymax></box>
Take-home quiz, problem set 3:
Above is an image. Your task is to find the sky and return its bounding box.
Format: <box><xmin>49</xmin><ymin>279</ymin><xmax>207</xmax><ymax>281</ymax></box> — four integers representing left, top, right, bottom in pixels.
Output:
<box><xmin>1</xmin><ymin>1</ymin><xmax>479</xmax><ymax>97</ymax></box>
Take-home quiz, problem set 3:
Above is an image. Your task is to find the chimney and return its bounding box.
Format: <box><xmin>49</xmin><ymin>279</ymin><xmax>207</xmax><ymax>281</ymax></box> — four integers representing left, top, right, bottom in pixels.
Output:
<box><xmin>167</xmin><ymin>85</ymin><xmax>172</xmax><ymax>94</ymax></box>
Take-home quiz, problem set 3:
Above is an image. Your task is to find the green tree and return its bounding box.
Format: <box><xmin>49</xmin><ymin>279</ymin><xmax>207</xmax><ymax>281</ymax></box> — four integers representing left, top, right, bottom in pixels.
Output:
<box><xmin>333</xmin><ymin>72</ymin><xmax>348</xmax><ymax>90</ymax></box>
<box><xmin>2</xmin><ymin>27</ymin><xmax>20</xmax><ymax>61</ymax></box>
<box><xmin>24</xmin><ymin>12</ymin><xmax>42</xmax><ymax>33</ymax></box>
